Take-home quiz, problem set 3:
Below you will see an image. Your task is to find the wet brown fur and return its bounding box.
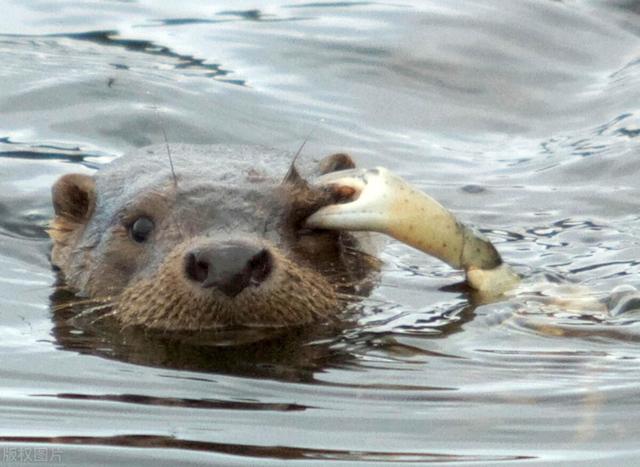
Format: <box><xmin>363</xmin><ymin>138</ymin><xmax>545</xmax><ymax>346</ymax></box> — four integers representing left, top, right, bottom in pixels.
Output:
<box><xmin>117</xmin><ymin>244</ymin><xmax>337</xmax><ymax>330</ymax></box>
<box><xmin>49</xmin><ymin>145</ymin><xmax>372</xmax><ymax>332</ymax></box>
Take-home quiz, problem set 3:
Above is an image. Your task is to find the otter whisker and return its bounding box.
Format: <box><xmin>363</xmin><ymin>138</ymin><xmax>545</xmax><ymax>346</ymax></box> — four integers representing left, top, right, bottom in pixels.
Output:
<box><xmin>51</xmin><ymin>296</ymin><xmax>115</xmax><ymax>312</ymax></box>
<box><xmin>162</xmin><ymin>126</ymin><xmax>178</xmax><ymax>189</ymax></box>
<box><xmin>334</xmin><ymin>292</ymin><xmax>361</xmax><ymax>302</ymax></box>
<box><xmin>77</xmin><ymin>302</ymin><xmax>115</xmax><ymax>317</ymax></box>
<box><xmin>281</xmin><ymin>129</ymin><xmax>316</xmax><ymax>187</ymax></box>
<box><xmin>86</xmin><ymin>308</ymin><xmax>118</xmax><ymax>326</ymax></box>
<box><xmin>151</xmin><ymin>103</ymin><xmax>178</xmax><ymax>189</ymax></box>
<box><xmin>339</xmin><ymin>245</ymin><xmax>382</xmax><ymax>264</ymax></box>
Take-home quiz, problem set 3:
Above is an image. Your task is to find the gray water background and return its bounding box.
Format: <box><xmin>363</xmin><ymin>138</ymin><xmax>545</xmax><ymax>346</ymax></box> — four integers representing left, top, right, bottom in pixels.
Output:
<box><xmin>1</xmin><ymin>0</ymin><xmax>640</xmax><ymax>465</ymax></box>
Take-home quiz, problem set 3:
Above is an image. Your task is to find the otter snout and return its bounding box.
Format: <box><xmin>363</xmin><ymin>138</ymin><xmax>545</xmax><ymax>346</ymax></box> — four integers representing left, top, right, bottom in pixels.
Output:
<box><xmin>184</xmin><ymin>241</ymin><xmax>273</xmax><ymax>298</ymax></box>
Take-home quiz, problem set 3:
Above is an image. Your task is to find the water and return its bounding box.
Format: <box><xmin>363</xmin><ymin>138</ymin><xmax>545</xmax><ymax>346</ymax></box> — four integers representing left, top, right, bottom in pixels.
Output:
<box><xmin>1</xmin><ymin>0</ymin><xmax>640</xmax><ymax>464</ymax></box>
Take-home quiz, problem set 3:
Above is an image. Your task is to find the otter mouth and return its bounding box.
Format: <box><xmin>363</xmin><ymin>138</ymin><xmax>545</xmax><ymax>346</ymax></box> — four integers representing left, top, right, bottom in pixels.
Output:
<box><xmin>279</xmin><ymin>164</ymin><xmax>359</xmax><ymax>234</ymax></box>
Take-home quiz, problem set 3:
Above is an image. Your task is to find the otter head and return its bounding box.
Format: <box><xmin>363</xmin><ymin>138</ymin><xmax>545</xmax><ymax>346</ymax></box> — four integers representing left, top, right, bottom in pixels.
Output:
<box><xmin>48</xmin><ymin>144</ymin><xmax>372</xmax><ymax>331</ymax></box>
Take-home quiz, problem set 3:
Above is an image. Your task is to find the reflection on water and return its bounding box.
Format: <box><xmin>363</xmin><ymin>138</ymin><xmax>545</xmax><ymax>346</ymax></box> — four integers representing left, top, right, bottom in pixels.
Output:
<box><xmin>1</xmin><ymin>0</ymin><xmax>640</xmax><ymax>465</ymax></box>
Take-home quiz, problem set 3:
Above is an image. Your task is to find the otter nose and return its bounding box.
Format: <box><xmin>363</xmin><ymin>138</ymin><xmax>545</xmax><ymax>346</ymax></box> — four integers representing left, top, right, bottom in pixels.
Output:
<box><xmin>184</xmin><ymin>242</ymin><xmax>273</xmax><ymax>297</ymax></box>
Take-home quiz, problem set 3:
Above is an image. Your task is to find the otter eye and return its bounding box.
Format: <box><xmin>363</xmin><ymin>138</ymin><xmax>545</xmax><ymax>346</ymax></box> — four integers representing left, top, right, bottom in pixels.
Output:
<box><xmin>129</xmin><ymin>216</ymin><xmax>154</xmax><ymax>243</ymax></box>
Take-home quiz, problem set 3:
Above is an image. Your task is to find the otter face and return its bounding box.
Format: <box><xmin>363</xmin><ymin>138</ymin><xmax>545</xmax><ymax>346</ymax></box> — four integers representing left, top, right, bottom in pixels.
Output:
<box><xmin>49</xmin><ymin>145</ymin><xmax>373</xmax><ymax>331</ymax></box>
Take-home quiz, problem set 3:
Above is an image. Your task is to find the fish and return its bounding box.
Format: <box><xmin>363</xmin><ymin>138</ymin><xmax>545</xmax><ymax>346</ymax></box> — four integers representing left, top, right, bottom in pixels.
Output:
<box><xmin>307</xmin><ymin>167</ymin><xmax>521</xmax><ymax>298</ymax></box>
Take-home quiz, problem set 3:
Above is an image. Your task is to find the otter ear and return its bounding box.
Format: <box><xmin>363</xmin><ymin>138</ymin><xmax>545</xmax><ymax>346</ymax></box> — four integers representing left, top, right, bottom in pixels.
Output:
<box><xmin>52</xmin><ymin>173</ymin><xmax>96</xmax><ymax>223</ymax></box>
<box><xmin>318</xmin><ymin>153</ymin><xmax>356</xmax><ymax>175</ymax></box>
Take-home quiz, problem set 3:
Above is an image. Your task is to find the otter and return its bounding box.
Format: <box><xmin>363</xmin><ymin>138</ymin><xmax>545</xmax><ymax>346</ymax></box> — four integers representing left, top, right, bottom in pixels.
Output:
<box><xmin>51</xmin><ymin>144</ymin><xmax>635</xmax><ymax>335</ymax></box>
<box><xmin>48</xmin><ymin>144</ymin><xmax>377</xmax><ymax>331</ymax></box>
